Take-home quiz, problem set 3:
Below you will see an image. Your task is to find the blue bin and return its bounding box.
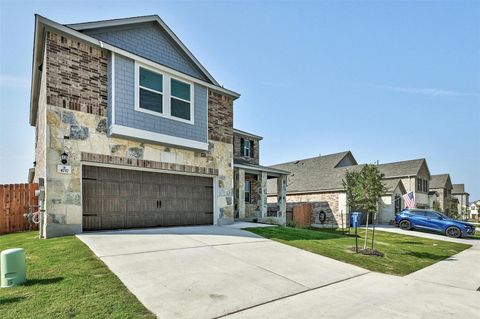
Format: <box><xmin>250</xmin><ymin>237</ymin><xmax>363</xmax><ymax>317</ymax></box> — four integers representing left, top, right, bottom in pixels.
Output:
<box><xmin>350</xmin><ymin>212</ymin><xmax>363</xmax><ymax>228</ymax></box>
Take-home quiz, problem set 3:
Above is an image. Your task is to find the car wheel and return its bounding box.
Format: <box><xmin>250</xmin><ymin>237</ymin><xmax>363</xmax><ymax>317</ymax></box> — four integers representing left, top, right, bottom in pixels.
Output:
<box><xmin>445</xmin><ymin>226</ymin><xmax>462</xmax><ymax>238</ymax></box>
<box><xmin>399</xmin><ymin>220</ymin><xmax>411</xmax><ymax>230</ymax></box>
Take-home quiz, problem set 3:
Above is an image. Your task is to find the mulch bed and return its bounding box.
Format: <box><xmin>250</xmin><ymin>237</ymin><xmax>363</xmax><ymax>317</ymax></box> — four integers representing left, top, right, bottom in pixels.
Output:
<box><xmin>348</xmin><ymin>247</ymin><xmax>385</xmax><ymax>257</ymax></box>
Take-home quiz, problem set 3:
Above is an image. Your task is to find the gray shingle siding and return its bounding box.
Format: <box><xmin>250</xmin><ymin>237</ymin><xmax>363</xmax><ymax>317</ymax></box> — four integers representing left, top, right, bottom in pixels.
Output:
<box><xmin>84</xmin><ymin>23</ymin><xmax>208</xmax><ymax>81</ymax></box>
<box><xmin>111</xmin><ymin>55</ymin><xmax>207</xmax><ymax>143</ymax></box>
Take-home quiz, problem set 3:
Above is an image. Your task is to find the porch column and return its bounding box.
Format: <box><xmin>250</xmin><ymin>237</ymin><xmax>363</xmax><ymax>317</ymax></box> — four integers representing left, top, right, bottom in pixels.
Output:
<box><xmin>260</xmin><ymin>172</ymin><xmax>268</xmax><ymax>218</ymax></box>
<box><xmin>238</xmin><ymin>168</ymin><xmax>245</xmax><ymax>218</ymax></box>
<box><xmin>277</xmin><ymin>175</ymin><xmax>287</xmax><ymax>218</ymax></box>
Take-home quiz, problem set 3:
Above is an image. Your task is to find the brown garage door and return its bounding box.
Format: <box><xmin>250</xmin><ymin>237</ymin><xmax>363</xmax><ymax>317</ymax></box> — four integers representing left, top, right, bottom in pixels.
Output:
<box><xmin>82</xmin><ymin>165</ymin><xmax>213</xmax><ymax>231</ymax></box>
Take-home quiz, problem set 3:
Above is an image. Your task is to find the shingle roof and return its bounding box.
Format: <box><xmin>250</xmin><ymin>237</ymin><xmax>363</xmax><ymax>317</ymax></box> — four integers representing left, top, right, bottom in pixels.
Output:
<box><xmin>452</xmin><ymin>184</ymin><xmax>467</xmax><ymax>194</ymax></box>
<box><xmin>267</xmin><ymin>151</ymin><xmax>359</xmax><ymax>194</ymax></box>
<box><xmin>234</xmin><ymin>159</ymin><xmax>289</xmax><ymax>175</ymax></box>
<box><xmin>429</xmin><ymin>174</ymin><xmax>451</xmax><ymax>189</ymax></box>
<box><xmin>383</xmin><ymin>179</ymin><xmax>405</xmax><ymax>194</ymax></box>
<box><xmin>374</xmin><ymin>159</ymin><xmax>427</xmax><ymax>178</ymax></box>
<box><xmin>267</xmin><ymin>153</ymin><xmax>426</xmax><ymax>195</ymax></box>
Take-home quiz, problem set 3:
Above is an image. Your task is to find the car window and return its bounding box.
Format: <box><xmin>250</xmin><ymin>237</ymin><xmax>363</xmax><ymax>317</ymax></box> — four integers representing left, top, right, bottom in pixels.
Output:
<box><xmin>425</xmin><ymin>211</ymin><xmax>440</xmax><ymax>219</ymax></box>
<box><xmin>410</xmin><ymin>210</ymin><xmax>425</xmax><ymax>217</ymax></box>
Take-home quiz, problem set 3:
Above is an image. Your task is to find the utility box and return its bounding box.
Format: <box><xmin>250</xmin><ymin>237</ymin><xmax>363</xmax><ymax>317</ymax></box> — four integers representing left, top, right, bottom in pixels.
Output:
<box><xmin>1</xmin><ymin>248</ymin><xmax>26</xmax><ymax>288</ymax></box>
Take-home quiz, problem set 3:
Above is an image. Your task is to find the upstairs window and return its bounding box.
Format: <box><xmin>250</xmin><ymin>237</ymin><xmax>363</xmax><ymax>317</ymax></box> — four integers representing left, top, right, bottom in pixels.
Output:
<box><xmin>417</xmin><ymin>178</ymin><xmax>422</xmax><ymax>192</ymax></box>
<box><xmin>240</xmin><ymin>138</ymin><xmax>254</xmax><ymax>158</ymax></box>
<box><xmin>170</xmin><ymin>78</ymin><xmax>191</xmax><ymax>121</ymax></box>
<box><xmin>139</xmin><ymin>67</ymin><xmax>163</xmax><ymax>114</ymax></box>
<box><xmin>135</xmin><ymin>62</ymin><xmax>194</xmax><ymax>124</ymax></box>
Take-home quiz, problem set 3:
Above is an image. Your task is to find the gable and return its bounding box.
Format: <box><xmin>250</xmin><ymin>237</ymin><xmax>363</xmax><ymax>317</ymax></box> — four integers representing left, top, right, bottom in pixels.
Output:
<box><xmin>335</xmin><ymin>152</ymin><xmax>357</xmax><ymax>168</ymax></box>
<box><xmin>79</xmin><ymin>22</ymin><xmax>210</xmax><ymax>82</ymax></box>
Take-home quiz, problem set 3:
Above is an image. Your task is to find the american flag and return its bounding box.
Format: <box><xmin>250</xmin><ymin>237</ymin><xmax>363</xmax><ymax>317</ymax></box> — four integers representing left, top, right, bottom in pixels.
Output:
<box><xmin>402</xmin><ymin>192</ymin><xmax>416</xmax><ymax>208</ymax></box>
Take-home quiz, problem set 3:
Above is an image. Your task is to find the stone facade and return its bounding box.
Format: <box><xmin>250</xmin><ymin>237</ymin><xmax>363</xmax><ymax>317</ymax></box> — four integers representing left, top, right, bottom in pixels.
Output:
<box><xmin>42</xmin><ymin>105</ymin><xmax>234</xmax><ymax>237</ymax></box>
<box><xmin>45</xmin><ymin>31</ymin><xmax>108</xmax><ymax>116</ymax></box>
<box><xmin>268</xmin><ymin>191</ymin><xmax>348</xmax><ymax>228</ymax></box>
<box><xmin>233</xmin><ymin>131</ymin><xmax>260</xmax><ymax>165</ymax></box>
<box><xmin>208</xmin><ymin>91</ymin><xmax>233</xmax><ymax>144</ymax></box>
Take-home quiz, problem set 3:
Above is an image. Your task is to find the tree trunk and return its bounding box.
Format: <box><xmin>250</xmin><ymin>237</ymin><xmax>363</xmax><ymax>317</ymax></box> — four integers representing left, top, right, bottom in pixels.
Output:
<box><xmin>371</xmin><ymin>212</ymin><xmax>377</xmax><ymax>249</ymax></box>
<box><xmin>364</xmin><ymin>211</ymin><xmax>369</xmax><ymax>249</ymax></box>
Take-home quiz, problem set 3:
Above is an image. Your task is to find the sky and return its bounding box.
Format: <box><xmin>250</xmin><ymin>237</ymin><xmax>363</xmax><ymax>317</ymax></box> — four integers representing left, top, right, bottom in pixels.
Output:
<box><xmin>0</xmin><ymin>0</ymin><xmax>479</xmax><ymax>200</ymax></box>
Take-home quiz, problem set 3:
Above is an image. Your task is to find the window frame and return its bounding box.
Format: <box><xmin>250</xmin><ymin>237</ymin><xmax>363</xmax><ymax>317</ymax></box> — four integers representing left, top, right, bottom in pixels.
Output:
<box><xmin>242</xmin><ymin>139</ymin><xmax>251</xmax><ymax>157</ymax></box>
<box><xmin>134</xmin><ymin>61</ymin><xmax>195</xmax><ymax>125</ymax></box>
<box><xmin>244</xmin><ymin>180</ymin><xmax>251</xmax><ymax>203</ymax></box>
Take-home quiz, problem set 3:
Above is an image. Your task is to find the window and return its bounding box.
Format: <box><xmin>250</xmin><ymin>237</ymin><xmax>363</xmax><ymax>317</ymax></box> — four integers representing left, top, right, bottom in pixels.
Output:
<box><xmin>244</xmin><ymin>180</ymin><xmax>251</xmax><ymax>203</ymax></box>
<box><xmin>417</xmin><ymin>178</ymin><xmax>422</xmax><ymax>192</ymax></box>
<box><xmin>139</xmin><ymin>67</ymin><xmax>163</xmax><ymax>113</ymax></box>
<box><xmin>423</xmin><ymin>180</ymin><xmax>428</xmax><ymax>192</ymax></box>
<box><xmin>135</xmin><ymin>62</ymin><xmax>194</xmax><ymax>124</ymax></box>
<box><xmin>241</xmin><ymin>138</ymin><xmax>254</xmax><ymax>157</ymax></box>
<box><xmin>170</xmin><ymin>78</ymin><xmax>191</xmax><ymax>121</ymax></box>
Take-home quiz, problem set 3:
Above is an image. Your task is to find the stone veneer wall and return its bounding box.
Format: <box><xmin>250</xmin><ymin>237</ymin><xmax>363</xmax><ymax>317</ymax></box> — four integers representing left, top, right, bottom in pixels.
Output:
<box><xmin>44</xmin><ymin>105</ymin><xmax>234</xmax><ymax>237</ymax></box>
<box><xmin>268</xmin><ymin>192</ymin><xmax>348</xmax><ymax>228</ymax></box>
<box><xmin>45</xmin><ymin>31</ymin><xmax>108</xmax><ymax>116</ymax></box>
<box><xmin>233</xmin><ymin>132</ymin><xmax>260</xmax><ymax>165</ymax></box>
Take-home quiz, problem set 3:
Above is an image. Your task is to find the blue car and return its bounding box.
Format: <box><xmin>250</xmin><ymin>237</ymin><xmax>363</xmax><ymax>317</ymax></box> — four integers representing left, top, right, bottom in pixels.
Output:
<box><xmin>395</xmin><ymin>209</ymin><xmax>476</xmax><ymax>238</ymax></box>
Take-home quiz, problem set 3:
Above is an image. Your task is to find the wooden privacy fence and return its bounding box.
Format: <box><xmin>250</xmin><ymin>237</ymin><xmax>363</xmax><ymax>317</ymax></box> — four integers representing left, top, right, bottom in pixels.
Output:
<box><xmin>293</xmin><ymin>203</ymin><xmax>312</xmax><ymax>228</ymax></box>
<box><xmin>0</xmin><ymin>183</ymin><xmax>39</xmax><ymax>234</ymax></box>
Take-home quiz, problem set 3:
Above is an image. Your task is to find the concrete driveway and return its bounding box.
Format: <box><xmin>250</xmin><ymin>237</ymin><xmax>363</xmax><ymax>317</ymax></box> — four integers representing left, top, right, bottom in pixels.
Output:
<box><xmin>78</xmin><ymin>224</ymin><xmax>480</xmax><ymax>318</ymax></box>
<box><xmin>77</xmin><ymin>224</ymin><xmax>368</xmax><ymax>319</ymax></box>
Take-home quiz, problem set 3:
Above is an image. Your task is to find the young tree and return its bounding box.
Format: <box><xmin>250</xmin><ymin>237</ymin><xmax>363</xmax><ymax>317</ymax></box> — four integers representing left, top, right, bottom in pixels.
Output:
<box><xmin>343</xmin><ymin>164</ymin><xmax>387</xmax><ymax>250</ymax></box>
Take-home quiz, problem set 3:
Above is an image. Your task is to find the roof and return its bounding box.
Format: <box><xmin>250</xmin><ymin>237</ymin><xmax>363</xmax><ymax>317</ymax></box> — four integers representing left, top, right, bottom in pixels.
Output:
<box><xmin>234</xmin><ymin>159</ymin><xmax>289</xmax><ymax>176</ymax></box>
<box><xmin>452</xmin><ymin>184</ymin><xmax>468</xmax><ymax>194</ymax></box>
<box><xmin>429</xmin><ymin>174</ymin><xmax>452</xmax><ymax>189</ymax></box>
<box><xmin>375</xmin><ymin>158</ymin><xmax>430</xmax><ymax>178</ymax></box>
<box><xmin>29</xmin><ymin>14</ymin><xmax>240</xmax><ymax>125</ymax></box>
<box><xmin>383</xmin><ymin>179</ymin><xmax>406</xmax><ymax>195</ymax></box>
<box><xmin>233</xmin><ymin>129</ymin><xmax>263</xmax><ymax>141</ymax></box>
<box><xmin>267</xmin><ymin>151</ymin><xmax>359</xmax><ymax>194</ymax></box>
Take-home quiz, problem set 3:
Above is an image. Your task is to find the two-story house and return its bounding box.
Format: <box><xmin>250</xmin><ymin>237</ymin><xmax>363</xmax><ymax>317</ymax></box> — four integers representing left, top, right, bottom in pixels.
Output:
<box><xmin>452</xmin><ymin>184</ymin><xmax>470</xmax><ymax>217</ymax></box>
<box><xmin>428</xmin><ymin>174</ymin><xmax>453</xmax><ymax>213</ymax></box>
<box><xmin>267</xmin><ymin>154</ymin><xmax>431</xmax><ymax>226</ymax></box>
<box><xmin>232</xmin><ymin>129</ymin><xmax>289</xmax><ymax>224</ymax></box>
<box><xmin>29</xmin><ymin>15</ymin><xmax>244</xmax><ymax>238</ymax></box>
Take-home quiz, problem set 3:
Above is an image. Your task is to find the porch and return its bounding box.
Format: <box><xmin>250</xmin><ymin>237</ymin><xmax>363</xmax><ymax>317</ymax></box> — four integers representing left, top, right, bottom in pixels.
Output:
<box><xmin>233</xmin><ymin>160</ymin><xmax>289</xmax><ymax>225</ymax></box>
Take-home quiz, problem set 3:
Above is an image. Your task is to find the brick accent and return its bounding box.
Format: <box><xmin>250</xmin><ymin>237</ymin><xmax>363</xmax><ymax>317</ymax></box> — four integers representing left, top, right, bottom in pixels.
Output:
<box><xmin>208</xmin><ymin>90</ymin><xmax>233</xmax><ymax>144</ymax></box>
<box><xmin>233</xmin><ymin>131</ymin><xmax>260</xmax><ymax>165</ymax></box>
<box><xmin>46</xmin><ymin>32</ymin><xmax>108</xmax><ymax>116</ymax></box>
<box><xmin>81</xmin><ymin>152</ymin><xmax>218</xmax><ymax>176</ymax></box>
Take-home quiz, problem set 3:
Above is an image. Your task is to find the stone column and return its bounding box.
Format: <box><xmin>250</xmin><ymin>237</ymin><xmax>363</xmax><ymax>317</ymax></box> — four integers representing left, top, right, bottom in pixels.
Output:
<box><xmin>238</xmin><ymin>168</ymin><xmax>245</xmax><ymax>218</ymax></box>
<box><xmin>277</xmin><ymin>175</ymin><xmax>287</xmax><ymax>219</ymax></box>
<box><xmin>260</xmin><ymin>172</ymin><xmax>268</xmax><ymax>218</ymax></box>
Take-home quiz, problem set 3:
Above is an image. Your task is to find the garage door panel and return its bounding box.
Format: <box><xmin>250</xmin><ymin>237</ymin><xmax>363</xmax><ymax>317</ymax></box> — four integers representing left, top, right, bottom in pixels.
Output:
<box><xmin>83</xmin><ymin>166</ymin><xmax>213</xmax><ymax>231</ymax></box>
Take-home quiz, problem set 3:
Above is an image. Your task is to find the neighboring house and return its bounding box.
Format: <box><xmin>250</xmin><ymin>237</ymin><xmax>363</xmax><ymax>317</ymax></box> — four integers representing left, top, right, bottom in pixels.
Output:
<box><xmin>267</xmin><ymin>153</ymin><xmax>432</xmax><ymax>226</ymax></box>
<box><xmin>266</xmin><ymin>151</ymin><xmax>357</xmax><ymax>227</ymax></box>
<box><xmin>232</xmin><ymin>129</ymin><xmax>289</xmax><ymax>224</ymax></box>
<box><xmin>29</xmin><ymin>15</ymin><xmax>242</xmax><ymax>237</ymax></box>
<box><xmin>469</xmin><ymin>200</ymin><xmax>479</xmax><ymax>220</ymax></box>
<box><xmin>428</xmin><ymin>174</ymin><xmax>453</xmax><ymax>213</ymax></box>
<box><xmin>452</xmin><ymin>184</ymin><xmax>470</xmax><ymax>217</ymax></box>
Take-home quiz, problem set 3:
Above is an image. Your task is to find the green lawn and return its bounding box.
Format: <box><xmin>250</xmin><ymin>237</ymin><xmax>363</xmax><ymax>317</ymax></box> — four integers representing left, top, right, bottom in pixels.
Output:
<box><xmin>246</xmin><ymin>227</ymin><xmax>471</xmax><ymax>276</ymax></box>
<box><xmin>0</xmin><ymin>231</ymin><xmax>154</xmax><ymax>319</ymax></box>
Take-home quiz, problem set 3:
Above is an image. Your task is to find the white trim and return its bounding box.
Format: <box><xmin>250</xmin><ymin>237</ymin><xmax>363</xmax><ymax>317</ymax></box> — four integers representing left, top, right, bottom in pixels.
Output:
<box><xmin>110</xmin><ymin>124</ymin><xmax>208</xmax><ymax>151</ymax></box>
<box><xmin>134</xmin><ymin>61</ymin><xmax>194</xmax><ymax>125</ymax></box>
<box><xmin>111</xmin><ymin>52</ymin><xmax>116</xmax><ymax>124</ymax></box>
<box><xmin>36</xmin><ymin>15</ymin><xmax>239</xmax><ymax>98</ymax></box>
<box><xmin>233</xmin><ymin>163</ymin><xmax>289</xmax><ymax>176</ymax></box>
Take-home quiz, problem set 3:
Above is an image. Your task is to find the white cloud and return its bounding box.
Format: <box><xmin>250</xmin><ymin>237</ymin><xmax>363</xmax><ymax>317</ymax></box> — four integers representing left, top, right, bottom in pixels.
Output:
<box><xmin>0</xmin><ymin>74</ymin><xmax>30</xmax><ymax>89</ymax></box>
<box><xmin>375</xmin><ymin>84</ymin><xmax>478</xmax><ymax>97</ymax></box>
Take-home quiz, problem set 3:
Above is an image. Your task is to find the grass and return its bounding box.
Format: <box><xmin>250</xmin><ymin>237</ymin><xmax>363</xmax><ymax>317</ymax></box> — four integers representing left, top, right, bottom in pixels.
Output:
<box><xmin>0</xmin><ymin>231</ymin><xmax>154</xmax><ymax>319</ymax></box>
<box><xmin>246</xmin><ymin>227</ymin><xmax>471</xmax><ymax>276</ymax></box>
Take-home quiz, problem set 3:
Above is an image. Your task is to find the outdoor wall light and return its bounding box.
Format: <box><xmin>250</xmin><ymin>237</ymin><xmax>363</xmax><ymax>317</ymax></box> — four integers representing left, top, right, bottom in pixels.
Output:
<box><xmin>60</xmin><ymin>151</ymin><xmax>69</xmax><ymax>165</ymax></box>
